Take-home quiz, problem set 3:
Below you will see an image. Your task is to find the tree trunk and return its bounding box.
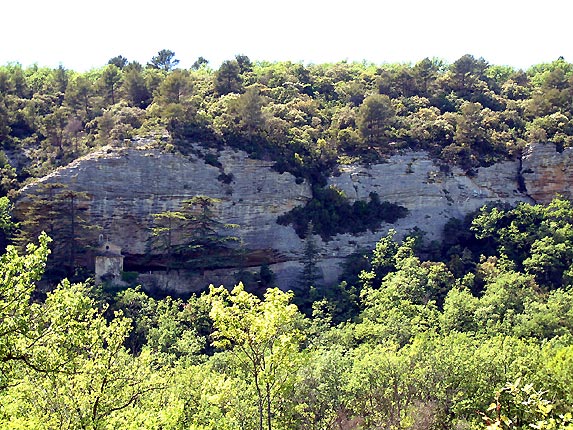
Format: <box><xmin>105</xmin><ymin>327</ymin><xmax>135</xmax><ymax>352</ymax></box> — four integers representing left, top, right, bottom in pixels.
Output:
<box><xmin>266</xmin><ymin>381</ymin><xmax>272</xmax><ymax>430</ymax></box>
<box><xmin>254</xmin><ymin>371</ymin><xmax>264</xmax><ymax>430</ymax></box>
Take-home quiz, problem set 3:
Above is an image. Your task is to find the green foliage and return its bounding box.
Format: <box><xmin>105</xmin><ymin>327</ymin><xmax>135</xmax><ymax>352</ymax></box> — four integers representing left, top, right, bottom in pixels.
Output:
<box><xmin>149</xmin><ymin>195</ymin><xmax>239</xmax><ymax>271</ymax></box>
<box><xmin>15</xmin><ymin>183</ymin><xmax>98</xmax><ymax>280</ymax></box>
<box><xmin>2</xmin><ymin>216</ymin><xmax>573</xmax><ymax>429</ymax></box>
<box><xmin>2</xmin><ymin>55</ymin><xmax>573</xmax><ymax>193</ymax></box>
<box><xmin>480</xmin><ymin>378</ymin><xmax>573</xmax><ymax>430</ymax></box>
<box><xmin>209</xmin><ymin>284</ymin><xmax>305</xmax><ymax>430</ymax></box>
<box><xmin>214</xmin><ymin>60</ymin><xmax>243</xmax><ymax>95</ymax></box>
<box><xmin>0</xmin><ymin>233</ymin><xmax>50</xmax><ymax>388</ymax></box>
<box><xmin>278</xmin><ymin>188</ymin><xmax>408</xmax><ymax>239</ymax></box>
<box><xmin>472</xmin><ymin>198</ymin><xmax>573</xmax><ymax>289</ymax></box>
<box><xmin>148</xmin><ymin>49</ymin><xmax>179</xmax><ymax>71</ymax></box>
<box><xmin>3</xmin><ymin>55</ymin><xmax>573</xmax><ymax>430</ymax></box>
<box><xmin>0</xmin><ymin>196</ymin><xmax>16</xmax><ymax>250</ymax></box>
<box><xmin>357</xmin><ymin>93</ymin><xmax>396</xmax><ymax>146</ymax></box>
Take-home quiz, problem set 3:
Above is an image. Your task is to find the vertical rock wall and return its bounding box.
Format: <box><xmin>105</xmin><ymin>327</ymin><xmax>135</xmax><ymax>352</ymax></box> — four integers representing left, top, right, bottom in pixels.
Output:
<box><xmin>521</xmin><ymin>142</ymin><xmax>573</xmax><ymax>204</ymax></box>
<box><xmin>20</xmin><ymin>141</ymin><xmax>558</xmax><ymax>292</ymax></box>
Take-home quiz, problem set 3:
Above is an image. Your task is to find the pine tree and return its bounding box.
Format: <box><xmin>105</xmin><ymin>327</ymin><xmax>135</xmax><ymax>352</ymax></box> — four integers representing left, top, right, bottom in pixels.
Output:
<box><xmin>149</xmin><ymin>195</ymin><xmax>239</xmax><ymax>271</ymax></box>
<box><xmin>16</xmin><ymin>183</ymin><xmax>96</xmax><ymax>279</ymax></box>
<box><xmin>300</xmin><ymin>222</ymin><xmax>322</xmax><ymax>290</ymax></box>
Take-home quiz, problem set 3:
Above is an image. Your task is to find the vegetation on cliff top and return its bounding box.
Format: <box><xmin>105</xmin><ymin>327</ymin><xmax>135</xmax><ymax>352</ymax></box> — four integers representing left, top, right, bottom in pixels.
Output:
<box><xmin>1</xmin><ymin>52</ymin><xmax>573</xmax><ymax>198</ymax></box>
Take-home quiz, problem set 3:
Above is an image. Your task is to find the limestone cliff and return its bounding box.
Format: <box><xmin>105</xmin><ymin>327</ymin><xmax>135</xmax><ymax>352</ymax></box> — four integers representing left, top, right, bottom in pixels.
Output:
<box><xmin>20</xmin><ymin>139</ymin><xmax>542</xmax><ymax>292</ymax></box>
<box><xmin>521</xmin><ymin>142</ymin><xmax>573</xmax><ymax>204</ymax></box>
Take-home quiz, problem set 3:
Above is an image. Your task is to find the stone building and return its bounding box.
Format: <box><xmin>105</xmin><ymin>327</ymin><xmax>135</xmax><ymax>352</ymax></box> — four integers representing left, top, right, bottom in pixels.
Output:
<box><xmin>95</xmin><ymin>240</ymin><xmax>124</xmax><ymax>284</ymax></box>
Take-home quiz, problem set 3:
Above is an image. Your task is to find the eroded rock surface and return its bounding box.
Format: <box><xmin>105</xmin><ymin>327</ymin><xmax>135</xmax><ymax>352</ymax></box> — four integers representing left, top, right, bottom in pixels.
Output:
<box><xmin>20</xmin><ymin>141</ymin><xmax>538</xmax><ymax>292</ymax></box>
<box><xmin>522</xmin><ymin>142</ymin><xmax>573</xmax><ymax>204</ymax></box>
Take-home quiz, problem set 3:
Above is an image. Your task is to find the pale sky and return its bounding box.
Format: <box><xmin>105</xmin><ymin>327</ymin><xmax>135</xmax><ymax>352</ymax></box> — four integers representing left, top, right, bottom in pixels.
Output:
<box><xmin>2</xmin><ymin>0</ymin><xmax>571</xmax><ymax>71</ymax></box>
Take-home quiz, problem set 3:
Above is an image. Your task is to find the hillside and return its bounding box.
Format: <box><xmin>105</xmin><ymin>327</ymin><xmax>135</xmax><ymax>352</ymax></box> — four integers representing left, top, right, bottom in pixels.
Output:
<box><xmin>2</xmin><ymin>54</ymin><xmax>573</xmax><ymax>429</ymax></box>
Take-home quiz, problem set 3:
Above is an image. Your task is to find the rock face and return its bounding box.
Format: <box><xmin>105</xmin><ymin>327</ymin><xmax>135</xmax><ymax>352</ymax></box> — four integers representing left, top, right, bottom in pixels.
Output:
<box><xmin>20</xmin><ymin>140</ymin><xmax>539</xmax><ymax>292</ymax></box>
<box><xmin>521</xmin><ymin>142</ymin><xmax>573</xmax><ymax>204</ymax></box>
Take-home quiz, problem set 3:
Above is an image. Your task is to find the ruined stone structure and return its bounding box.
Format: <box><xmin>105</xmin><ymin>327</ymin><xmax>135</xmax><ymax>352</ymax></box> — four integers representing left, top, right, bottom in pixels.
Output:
<box><xmin>95</xmin><ymin>240</ymin><xmax>124</xmax><ymax>285</ymax></box>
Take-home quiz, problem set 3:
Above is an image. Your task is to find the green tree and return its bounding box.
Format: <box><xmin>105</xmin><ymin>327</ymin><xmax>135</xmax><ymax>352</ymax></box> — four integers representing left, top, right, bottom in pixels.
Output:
<box><xmin>346</xmin><ymin>343</ymin><xmax>415</xmax><ymax>429</ymax></box>
<box><xmin>51</xmin><ymin>64</ymin><xmax>69</xmax><ymax>95</ymax></box>
<box><xmin>16</xmin><ymin>183</ymin><xmax>96</xmax><ymax>279</ymax></box>
<box><xmin>215</xmin><ymin>60</ymin><xmax>243</xmax><ymax>95</ymax></box>
<box><xmin>99</xmin><ymin>64</ymin><xmax>123</xmax><ymax>105</ymax></box>
<box><xmin>65</xmin><ymin>74</ymin><xmax>94</xmax><ymax>119</ymax></box>
<box><xmin>1</xmin><ymin>281</ymin><xmax>162</xmax><ymax>429</ymax></box>
<box><xmin>182</xmin><ymin>195</ymin><xmax>238</xmax><ymax>252</ymax></box>
<box><xmin>148</xmin><ymin>49</ymin><xmax>179</xmax><ymax>71</ymax></box>
<box><xmin>299</xmin><ymin>222</ymin><xmax>322</xmax><ymax>291</ymax></box>
<box><xmin>357</xmin><ymin>93</ymin><xmax>395</xmax><ymax>145</ymax></box>
<box><xmin>472</xmin><ymin>198</ymin><xmax>573</xmax><ymax>289</ymax></box>
<box><xmin>209</xmin><ymin>284</ymin><xmax>304</xmax><ymax>430</ymax></box>
<box><xmin>449</xmin><ymin>54</ymin><xmax>488</xmax><ymax>94</ymax></box>
<box><xmin>281</xmin><ymin>345</ymin><xmax>350</xmax><ymax>430</ymax></box>
<box><xmin>113</xmin><ymin>287</ymin><xmax>207</xmax><ymax>361</ymax></box>
<box><xmin>412</xmin><ymin>57</ymin><xmax>440</xmax><ymax>95</ymax></box>
<box><xmin>40</xmin><ymin>105</ymin><xmax>71</xmax><ymax>155</ymax></box>
<box><xmin>230</xmin><ymin>85</ymin><xmax>267</xmax><ymax>138</ymax></box>
<box><xmin>0</xmin><ymin>196</ymin><xmax>16</xmax><ymax>250</ymax></box>
<box><xmin>150</xmin><ymin>209</ymin><xmax>186</xmax><ymax>270</ymax></box>
<box><xmin>154</xmin><ymin>69</ymin><xmax>193</xmax><ymax>105</ymax></box>
<box><xmin>122</xmin><ymin>66</ymin><xmax>151</xmax><ymax>108</ymax></box>
<box><xmin>191</xmin><ymin>56</ymin><xmax>209</xmax><ymax>70</ymax></box>
<box><xmin>235</xmin><ymin>54</ymin><xmax>253</xmax><ymax>74</ymax></box>
<box><xmin>108</xmin><ymin>55</ymin><xmax>128</xmax><ymax>69</ymax></box>
<box><xmin>454</xmin><ymin>101</ymin><xmax>490</xmax><ymax>154</ymax></box>
<box><xmin>149</xmin><ymin>196</ymin><xmax>238</xmax><ymax>271</ymax></box>
<box><xmin>0</xmin><ymin>233</ymin><xmax>50</xmax><ymax>389</ymax></box>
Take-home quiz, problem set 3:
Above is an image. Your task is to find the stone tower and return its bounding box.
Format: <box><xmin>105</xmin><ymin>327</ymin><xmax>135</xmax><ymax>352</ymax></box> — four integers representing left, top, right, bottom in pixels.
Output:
<box><xmin>95</xmin><ymin>239</ymin><xmax>124</xmax><ymax>284</ymax></box>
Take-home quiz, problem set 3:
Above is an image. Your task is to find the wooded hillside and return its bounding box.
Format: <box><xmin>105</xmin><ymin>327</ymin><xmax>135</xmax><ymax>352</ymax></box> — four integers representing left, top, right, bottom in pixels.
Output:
<box><xmin>1</xmin><ymin>52</ymin><xmax>573</xmax><ymax>429</ymax></box>
<box><xmin>2</xmin><ymin>52</ymin><xmax>572</xmax><ymax>197</ymax></box>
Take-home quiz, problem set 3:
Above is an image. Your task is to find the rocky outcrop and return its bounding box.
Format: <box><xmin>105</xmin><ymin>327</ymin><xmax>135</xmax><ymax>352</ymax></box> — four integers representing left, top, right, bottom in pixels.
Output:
<box><xmin>20</xmin><ymin>139</ymin><xmax>536</xmax><ymax>292</ymax></box>
<box><xmin>521</xmin><ymin>142</ymin><xmax>573</xmax><ymax>204</ymax></box>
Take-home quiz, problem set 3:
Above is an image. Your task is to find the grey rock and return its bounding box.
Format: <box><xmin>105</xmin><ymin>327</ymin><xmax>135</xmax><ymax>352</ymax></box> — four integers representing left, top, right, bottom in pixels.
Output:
<box><xmin>19</xmin><ymin>142</ymin><xmax>537</xmax><ymax>292</ymax></box>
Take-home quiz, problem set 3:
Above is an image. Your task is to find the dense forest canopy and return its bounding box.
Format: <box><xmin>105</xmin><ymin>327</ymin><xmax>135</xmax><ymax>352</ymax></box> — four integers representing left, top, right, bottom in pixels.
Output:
<box><xmin>1</xmin><ymin>52</ymin><xmax>573</xmax><ymax>429</ymax></box>
<box><xmin>1</xmin><ymin>51</ymin><xmax>573</xmax><ymax>198</ymax></box>
<box><xmin>2</xmin><ymin>200</ymin><xmax>573</xmax><ymax>429</ymax></box>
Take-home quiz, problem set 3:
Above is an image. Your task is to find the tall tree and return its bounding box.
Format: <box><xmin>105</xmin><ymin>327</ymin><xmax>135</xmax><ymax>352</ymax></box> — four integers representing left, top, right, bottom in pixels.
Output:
<box><xmin>155</xmin><ymin>70</ymin><xmax>193</xmax><ymax>105</ymax></box>
<box><xmin>40</xmin><ymin>105</ymin><xmax>70</xmax><ymax>155</ymax></box>
<box><xmin>412</xmin><ymin>57</ymin><xmax>440</xmax><ymax>95</ymax></box>
<box><xmin>122</xmin><ymin>67</ymin><xmax>151</xmax><ymax>108</ymax></box>
<box><xmin>16</xmin><ymin>183</ymin><xmax>96</xmax><ymax>279</ymax></box>
<box><xmin>209</xmin><ymin>284</ymin><xmax>304</xmax><ymax>430</ymax></box>
<box><xmin>149</xmin><ymin>195</ymin><xmax>238</xmax><ymax>271</ymax></box>
<box><xmin>148</xmin><ymin>49</ymin><xmax>179</xmax><ymax>71</ymax></box>
<box><xmin>449</xmin><ymin>54</ymin><xmax>488</xmax><ymax>94</ymax></box>
<box><xmin>51</xmin><ymin>65</ymin><xmax>69</xmax><ymax>95</ymax></box>
<box><xmin>230</xmin><ymin>86</ymin><xmax>267</xmax><ymax>138</ymax></box>
<box><xmin>191</xmin><ymin>56</ymin><xmax>209</xmax><ymax>70</ymax></box>
<box><xmin>235</xmin><ymin>54</ymin><xmax>253</xmax><ymax>74</ymax></box>
<box><xmin>150</xmin><ymin>209</ymin><xmax>186</xmax><ymax>271</ymax></box>
<box><xmin>0</xmin><ymin>196</ymin><xmax>16</xmax><ymax>250</ymax></box>
<box><xmin>299</xmin><ymin>222</ymin><xmax>321</xmax><ymax>290</ymax></box>
<box><xmin>454</xmin><ymin>101</ymin><xmax>489</xmax><ymax>152</ymax></box>
<box><xmin>357</xmin><ymin>94</ymin><xmax>395</xmax><ymax>145</ymax></box>
<box><xmin>108</xmin><ymin>55</ymin><xmax>128</xmax><ymax>69</ymax></box>
<box><xmin>99</xmin><ymin>64</ymin><xmax>123</xmax><ymax>105</ymax></box>
<box><xmin>0</xmin><ymin>232</ymin><xmax>51</xmax><ymax>389</ymax></box>
<box><xmin>214</xmin><ymin>60</ymin><xmax>243</xmax><ymax>95</ymax></box>
<box><xmin>65</xmin><ymin>75</ymin><xmax>94</xmax><ymax>119</ymax></box>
